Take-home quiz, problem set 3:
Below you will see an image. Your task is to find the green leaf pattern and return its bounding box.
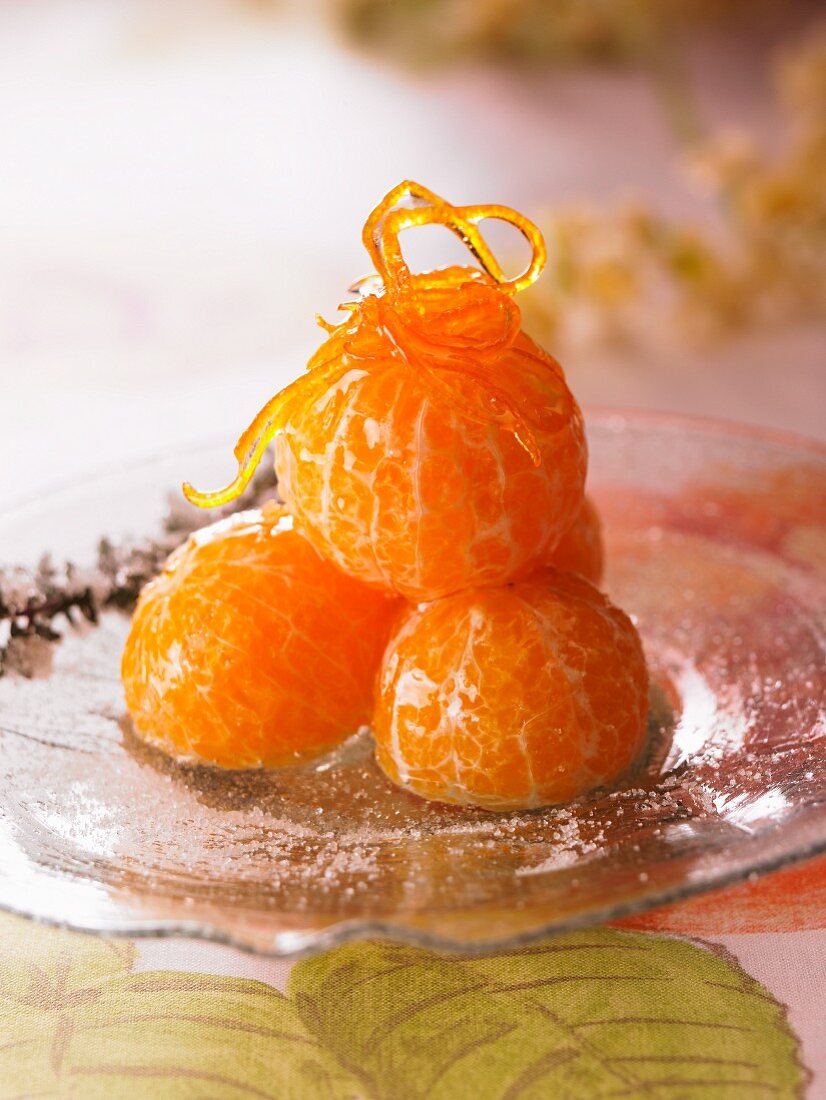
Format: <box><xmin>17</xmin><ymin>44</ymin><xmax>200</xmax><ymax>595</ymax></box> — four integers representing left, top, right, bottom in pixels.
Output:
<box><xmin>288</xmin><ymin>934</ymin><xmax>804</xmax><ymax>1099</ymax></box>
<box><xmin>0</xmin><ymin>916</ymin><xmax>806</xmax><ymax>1099</ymax></box>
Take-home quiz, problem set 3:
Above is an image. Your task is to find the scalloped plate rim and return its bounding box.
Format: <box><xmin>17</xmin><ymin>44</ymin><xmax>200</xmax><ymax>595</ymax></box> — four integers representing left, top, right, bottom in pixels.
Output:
<box><xmin>0</xmin><ymin>832</ymin><xmax>824</xmax><ymax>959</ymax></box>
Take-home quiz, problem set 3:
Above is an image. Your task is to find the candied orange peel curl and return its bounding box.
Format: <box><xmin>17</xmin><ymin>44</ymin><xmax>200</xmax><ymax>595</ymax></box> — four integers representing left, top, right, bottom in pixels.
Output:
<box><xmin>361</xmin><ymin>179</ymin><xmax>547</xmax><ymax>297</ymax></box>
<box><xmin>183</xmin><ymin>181</ymin><xmax>550</xmax><ymax>510</ymax></box>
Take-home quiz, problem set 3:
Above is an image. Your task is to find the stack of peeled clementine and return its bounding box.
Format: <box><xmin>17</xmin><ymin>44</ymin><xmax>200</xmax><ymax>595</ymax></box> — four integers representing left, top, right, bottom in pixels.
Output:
<box><xmin>122</xmin><ymin>182</ymin><xmax>648</xmax><ymax>811</ymax></box>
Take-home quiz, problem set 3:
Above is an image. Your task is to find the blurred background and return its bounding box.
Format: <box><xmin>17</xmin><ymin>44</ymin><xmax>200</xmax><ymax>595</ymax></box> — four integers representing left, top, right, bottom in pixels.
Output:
<box><xmin>1</xmin><ymin>0</ymin><xmax>824</xmax><ymax>505</ymax></box>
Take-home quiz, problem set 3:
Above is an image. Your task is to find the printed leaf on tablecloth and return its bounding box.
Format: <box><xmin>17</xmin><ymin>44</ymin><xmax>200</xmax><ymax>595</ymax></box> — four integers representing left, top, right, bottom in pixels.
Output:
<box><xmin>0</xmin><ymin>913</ymin><xmax>808</xmax><ymax>1099</ymax></box>
<box><xmin>288</xmin><ymin>929</ymin><xmax>806</xmax><ymax>1099</ymax></box>
<box><xmin>61</xmin><ymin>970</ymin><xmax>361</xmax><ymax>1099</ymax></box>
<box><xmin>0</xmin><ymin>916</ymin><xmax>136</xmax><ymax>1100</ymax></box>
<box><xmin>0</xmin><ymin>914</ymin><xmax>360</xmax><ymax>1100</ymax></box>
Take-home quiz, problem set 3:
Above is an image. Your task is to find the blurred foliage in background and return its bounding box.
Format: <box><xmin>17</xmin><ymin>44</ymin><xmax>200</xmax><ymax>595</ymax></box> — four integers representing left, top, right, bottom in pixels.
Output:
<box><xmin>311</xmin><ymin>1</ymin><xmax>825</xmax><ymax>351</ymax></box>
<box><xmin>330</xmin><ymin>0</ymin><xmax>757</xmax><ymax>68</ymax></box>
<box><xmin>521</xmin><ymin>32</ymin><xmax>826</xmax><ymax>350</ymax></box>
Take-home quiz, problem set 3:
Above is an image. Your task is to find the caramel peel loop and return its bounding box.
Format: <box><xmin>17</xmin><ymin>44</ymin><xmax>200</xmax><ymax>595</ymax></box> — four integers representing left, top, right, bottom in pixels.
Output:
<box><xmin>362</xmin><ymin>180</ymin><xmax>448</xmax><ymax>276</ymax></box>
<box><xmin>366</xmin><ymin>181</ymin><xmax>547</xmax><ymax>297</ymax></box>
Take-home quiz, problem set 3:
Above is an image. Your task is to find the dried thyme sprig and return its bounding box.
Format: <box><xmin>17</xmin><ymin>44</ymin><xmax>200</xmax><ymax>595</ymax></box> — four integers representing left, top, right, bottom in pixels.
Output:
<box><xmin>0</xmin><ymin>457</ymin><xmax>279</xmax><ymax>678</ymax></box>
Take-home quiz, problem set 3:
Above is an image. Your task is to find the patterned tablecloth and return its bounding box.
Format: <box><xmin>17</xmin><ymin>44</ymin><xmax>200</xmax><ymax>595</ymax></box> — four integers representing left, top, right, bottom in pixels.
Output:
<box><xmin>1</xmin><ymin>5</ymin><xmax>824</xmax><ymax>1097</ymax></box>
<box><xmin>1</xmin><ymin>856</ymin><xmax>825</xmax><ymax>1098</ymax></box>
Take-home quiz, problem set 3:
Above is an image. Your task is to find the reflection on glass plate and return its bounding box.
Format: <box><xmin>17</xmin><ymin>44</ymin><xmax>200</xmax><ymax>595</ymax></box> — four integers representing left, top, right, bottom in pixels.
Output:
<box><xmin>0</xmin><ymin>411</ymin><xmax>823</xmax><ymax>957</ymax></box>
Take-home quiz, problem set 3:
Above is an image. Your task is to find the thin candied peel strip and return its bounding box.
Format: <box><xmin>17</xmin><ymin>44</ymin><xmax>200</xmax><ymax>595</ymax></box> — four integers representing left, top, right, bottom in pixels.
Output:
<box><xmin>185</xmin><ymin>181</ymin><xmax>551</xmax><ymax>508</ymax></box>
<box><xmin>182</xmin><ymin>392</ymin><xmax>287</xmax><ymax>508</ymax></box>
<box><xmin>182</xmin><ymin>359</ymin><xmax>345</xmax><ymax>508</ymax></box>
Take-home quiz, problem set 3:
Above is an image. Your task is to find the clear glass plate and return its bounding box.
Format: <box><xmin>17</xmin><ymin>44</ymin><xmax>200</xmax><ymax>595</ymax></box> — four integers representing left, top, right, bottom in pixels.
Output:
<box><xmin>0</xmin><ymin>411</ymin><xmax>824</xmax><ymax>957</ymax></box>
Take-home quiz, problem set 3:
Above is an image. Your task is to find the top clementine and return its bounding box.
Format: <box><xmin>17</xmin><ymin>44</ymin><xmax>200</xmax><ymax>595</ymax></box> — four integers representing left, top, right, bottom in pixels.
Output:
<box><xmin>184</xmin><ymin>181</ymin><xmax>587</xmax><ymax>600</ymax></box>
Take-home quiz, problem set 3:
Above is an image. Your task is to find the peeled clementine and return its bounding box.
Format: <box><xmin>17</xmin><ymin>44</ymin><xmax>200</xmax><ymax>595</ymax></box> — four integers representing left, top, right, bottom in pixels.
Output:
<box><xmin>373</xmin><ymin>569</ymin><xmax>649</xmax><ymax>810</ymax></box>
<box><xmin>122</xmin><ymin>506</ymin><xmax>401</xmax><ymax>768</ymax></box>
<box><xmin>275</xmin><ymin>280</ymin><xmax>587</xmax><ymax>600</ymax></box>
<box><xmin>546</xmin><ymin>495</ymin><xmax>604</xmax><ymax>585</ymax></box>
